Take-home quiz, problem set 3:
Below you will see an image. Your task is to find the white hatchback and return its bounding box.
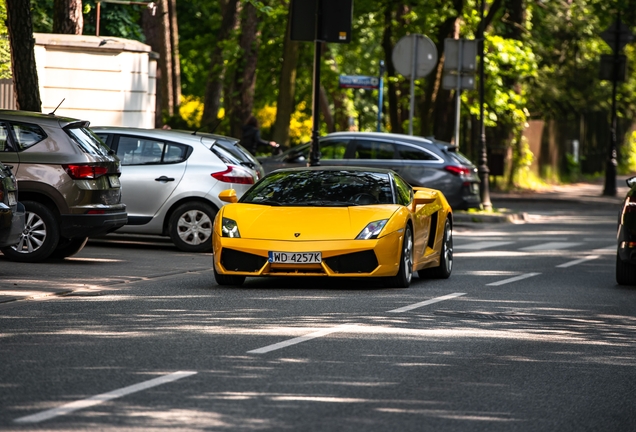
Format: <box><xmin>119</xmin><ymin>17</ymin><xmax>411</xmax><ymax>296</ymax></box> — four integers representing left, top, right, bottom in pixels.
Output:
<box><xmin>93</xmin><ymin>127</ymin><xmax>260</xmax><ymax>252</ymax></box>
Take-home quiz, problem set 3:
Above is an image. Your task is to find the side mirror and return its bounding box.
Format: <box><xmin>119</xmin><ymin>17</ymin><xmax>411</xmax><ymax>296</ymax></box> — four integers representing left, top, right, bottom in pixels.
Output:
<box><xmin>412</xmin><ymin>190</ymin><xmax>437</xmax><ymax>207</ymax></box>
<box><xmin>218</xmin><ymin>189</ymin><xmax>238</xmax><ymax>203</ymax></box>
<box><xmin>627</xmin><ymin>176</ymin><xmax>636</xmax><ymax>188</ymax></box>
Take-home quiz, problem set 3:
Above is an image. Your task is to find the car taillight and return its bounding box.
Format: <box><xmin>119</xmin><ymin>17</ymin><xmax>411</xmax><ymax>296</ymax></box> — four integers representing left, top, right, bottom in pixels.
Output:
<box><xmin>444</xmin><ymin>165</ymin><xmax>472</xmax><ymax>176</ymax></box>
<box><xmin>624</xmin><ymin>195</ymin><xmax>636</xmax><ymax>213</ymax></box>
<box><xmin>211</xmin><ymin>166</ymin><xmax>255</xmax><ymax>185</ymax></box>
<box><xmin>63</xmin><ymin>164</ymin><xmax>109</xmax><ymax>179</ymax></box>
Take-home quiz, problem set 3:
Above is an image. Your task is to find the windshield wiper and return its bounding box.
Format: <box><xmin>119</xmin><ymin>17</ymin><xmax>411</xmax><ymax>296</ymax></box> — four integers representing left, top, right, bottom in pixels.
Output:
<box><xmin>251</xmin><ymin>199</ymin><xmax>282</xmax><ymax>206</ymax></box>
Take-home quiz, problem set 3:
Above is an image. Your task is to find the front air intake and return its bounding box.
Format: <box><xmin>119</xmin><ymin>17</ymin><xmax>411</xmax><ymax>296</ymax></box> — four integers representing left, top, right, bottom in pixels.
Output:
<box><xmin>220</xmin><ymin>248</ymin><xmax>267</xmax><ymax>272</ymax></box>
<box><xmin>324</xmin><ymin>250</ymin><xmax>378</xmax><ymax>273</ymax></box>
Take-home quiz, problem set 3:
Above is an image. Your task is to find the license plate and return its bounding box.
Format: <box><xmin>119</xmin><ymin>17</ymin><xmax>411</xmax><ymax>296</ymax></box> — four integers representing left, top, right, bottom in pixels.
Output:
<box><xmin>268</xmin><ymin>251</ymin><xmax>322</xmax><ymax>264</ymax></box>
<box><xmin>470</xmin><ymin>183</ymin><xmax>479</xmax><ymax>194</ymax></box>
<box><xmin>109</xmin><ymin>175</ymin><xmax>121</xmax><ymax>188</ymax></box>
<box><xmin>7</xmin><ymin>192</ymin><xmax>16</xmax><ymax>206</ymax></box>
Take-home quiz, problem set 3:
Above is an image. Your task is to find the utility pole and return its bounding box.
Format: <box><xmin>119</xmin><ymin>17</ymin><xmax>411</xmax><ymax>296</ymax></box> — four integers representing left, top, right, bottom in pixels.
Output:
<box><xmin>477</xmin><ymin>0</ymin><xmax>492</xmax><ymax>210</ymax></box>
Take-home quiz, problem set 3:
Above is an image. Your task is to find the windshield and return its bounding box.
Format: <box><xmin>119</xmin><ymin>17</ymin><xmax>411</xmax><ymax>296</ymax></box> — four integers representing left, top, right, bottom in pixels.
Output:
<box><xmin>240</xmin><ymin>170</ymin><xmax>394</xmax><ymax>206</ymax></box>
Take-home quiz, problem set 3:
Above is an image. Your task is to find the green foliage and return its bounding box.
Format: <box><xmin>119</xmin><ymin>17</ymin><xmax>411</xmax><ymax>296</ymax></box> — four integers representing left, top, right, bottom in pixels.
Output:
<box><xmin>0</xmin><ymin>2</ymin><xmax>10</xmax><ymax>79</ymax></box>
<box><xmin>619</xmin><ymin>131</ymin><xmax>636</xmax><ymax>175</ymax></box>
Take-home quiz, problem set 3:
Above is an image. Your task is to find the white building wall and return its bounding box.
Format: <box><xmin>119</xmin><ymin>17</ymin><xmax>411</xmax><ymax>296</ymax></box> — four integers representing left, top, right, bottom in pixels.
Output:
<box><xmin>32</xmin><ymin>33</ymin><xmax>156</xmax><ymax>128</ymax></box>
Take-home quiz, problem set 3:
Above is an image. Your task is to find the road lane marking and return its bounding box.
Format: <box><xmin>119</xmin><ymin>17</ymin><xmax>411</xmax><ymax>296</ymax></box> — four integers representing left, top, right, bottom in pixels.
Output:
<box><xmin>486</xmin><ymin>272</ymin><xmax>540</xmax><ymax>286</ymax></box>
<box><xmin>248</xmin><ymin>324</ymin><xmax>358</xmax><ymax>354</ymax></box>
<box><xmin>556</xmin><ymin>255</ymin><xmax>600</xmax><ymax>268</ymax></box>
<box><xmin>387</xmin><ymin>293</ymin><xmax>466</xmax><ymax>313</ymax></box>
<box><xmin>520</xmin><ymin>242</ymin><xmax>582</xmax><ymax>251</ymax></box>
<box><xmin>14</xmin><ymin>371</ymin><xmax>197</xmax><ymax>424</ymax></box>
<box><xmin>455</xmin><ymin>241</ymin><xmax>513</xmax><ymax>251</ymax></box>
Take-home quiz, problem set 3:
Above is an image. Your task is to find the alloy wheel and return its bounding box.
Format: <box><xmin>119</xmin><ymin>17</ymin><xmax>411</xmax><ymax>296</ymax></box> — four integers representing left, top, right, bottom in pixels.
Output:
<box><xmin>14</xmin><ymin>210</ymin><xmax>47</xmax><ymax>254</ymax></box>
<box><xmin>177</xmin><ymin>209</ymin><xmax>213</xmax><ymax>246</ymax></box>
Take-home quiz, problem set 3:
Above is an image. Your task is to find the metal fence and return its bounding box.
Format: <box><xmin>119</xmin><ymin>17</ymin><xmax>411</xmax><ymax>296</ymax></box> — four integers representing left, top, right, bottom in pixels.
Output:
<box><xmin>0</xmin><ymin>79</ymin><xmax>15</xmax><ymax>110</ymax></box>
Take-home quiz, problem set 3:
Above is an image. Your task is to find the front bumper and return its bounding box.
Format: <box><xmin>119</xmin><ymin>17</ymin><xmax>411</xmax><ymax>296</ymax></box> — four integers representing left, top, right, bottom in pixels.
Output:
<box><xmin>213</xmin><ymin>231</ymin><xmax>403</xmax><ymax>278</ymax></box>
<box><xmin>0</xmin><ymin>202</ymin><xmax>25</xmax><ymax>248</ymax></box>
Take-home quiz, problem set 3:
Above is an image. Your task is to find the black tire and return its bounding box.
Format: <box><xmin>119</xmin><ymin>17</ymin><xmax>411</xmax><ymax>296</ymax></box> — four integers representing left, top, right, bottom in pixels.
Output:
<box><xmin>168</xmin><ymin>202</ymin><xmax>216</xmax><ymax>252</ymax></box>
<box><xmin>1</xmin><ymin>201</ymin><xmax>60</xmax><ymax>263</ymax></box>
<box><xmin>383</xmin><ymin>224</ymin><xmax>414</xmax><ymax>288</ymax></box>
<box><xmin>50</xmin><ymin>237</ymin><xmax>89</xmax><ymax>259</ymax></box>
<box><xmin>616</xmin><ymin>252</ymin><xmax>636</xmax><ymax>285</ymax></box>
<box><xmin>214</xmin><ymin>264</ymin><xmax>245</xmax><ymax>286</ymax></box>
<box><xmin>419</xmin><ymin>218</ymin><xmax>453</xmax><ymax>279</ymax></box>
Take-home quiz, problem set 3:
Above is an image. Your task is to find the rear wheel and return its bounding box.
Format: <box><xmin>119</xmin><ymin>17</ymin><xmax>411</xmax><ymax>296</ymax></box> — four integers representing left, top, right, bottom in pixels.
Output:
<box><xmin>50</xmin><ymin>237</ymin><xmax>89</xmax><ymax>259</ymax></box>
<box><xmin>1</xmin><ymin>201</ymin><xmax>60</xmax><ymax>263</ymax></box>
<box><xmin>213</xmin><ymin>264</ymin><xmax>245</xmax><ymax>287</ymax></box>
<box><xmin>383</xmin><ymin>225</ymin><xmax>413</xmax><ymax>288</ymax></box>
<box><xmin>419</xmin><ymin>218</ymin><xmax>453</xmax><ymax>279</ymax></box>
<box><xmin>616</xmin><ymin>252</ymin><xmax>636</xmax><ymax>285</ymax></box>
<box><xmin>168</xmin><ymin>202</ymin><xmax>216</xmax><ymax>252</ymax></box>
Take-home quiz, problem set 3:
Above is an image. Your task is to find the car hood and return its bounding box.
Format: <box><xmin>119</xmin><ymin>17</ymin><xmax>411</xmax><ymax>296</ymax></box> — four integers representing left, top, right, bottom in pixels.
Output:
<box><xmin>221</xmin><ymin>204</ymin><xmax>400</xmax><ymax>241</ymax></box>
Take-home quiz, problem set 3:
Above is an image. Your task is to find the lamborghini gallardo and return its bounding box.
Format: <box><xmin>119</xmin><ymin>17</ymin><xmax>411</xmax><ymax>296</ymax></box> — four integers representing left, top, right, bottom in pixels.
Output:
<box><xmin>212</xmin><ymin>167</ymin><xmax>453</xmax><ymax>287</ymax></box>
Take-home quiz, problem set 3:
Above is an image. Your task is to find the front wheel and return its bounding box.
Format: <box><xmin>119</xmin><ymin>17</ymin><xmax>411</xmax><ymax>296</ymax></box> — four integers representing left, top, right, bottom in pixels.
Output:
<box><xmin>1</xmin><ymin>201</ymin><xmax>60</xmax><ymax>263</ymax></box>
<box><xmin>419</xmin><ymin>218</ymin><xmax>453</xmax><ymax>279</ymax></box>
<box><xmin>214</xmin><ymin>264</ymin><xmax>245</xmax><ymax>287</ymax></box>
<box><xmin>616</xmin><ymin>252</ymin><xmax>636</xmax><ymax>285</ymax></box>
<box><xmin>168</xmin><ymin>202</ymin><xmax>216</xmax><ymax>252</ymax></box>
<box><xmin>383</xmin><ymin>225</ymin><xmax>413</xmax><ymax>288</ymax></box>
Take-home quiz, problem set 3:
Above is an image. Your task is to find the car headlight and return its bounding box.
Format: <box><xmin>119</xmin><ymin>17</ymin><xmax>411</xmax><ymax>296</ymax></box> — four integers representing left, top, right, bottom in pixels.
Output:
<box><xmin>221</xmin><ymin>217</ymin><xmax>241</xmax><ymax>238</ymax></box>
<box><xmin>356</xmin><ymin>219</ymin><xmax>388</xmax><ymax>240</ymax></box>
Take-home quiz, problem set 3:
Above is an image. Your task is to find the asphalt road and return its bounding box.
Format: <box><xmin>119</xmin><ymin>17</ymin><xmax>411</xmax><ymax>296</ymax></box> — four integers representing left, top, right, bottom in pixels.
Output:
<box><xmin>0</xmin><ymin>199</ymin><xmax>635</xmax><ymax>431</ymax></box>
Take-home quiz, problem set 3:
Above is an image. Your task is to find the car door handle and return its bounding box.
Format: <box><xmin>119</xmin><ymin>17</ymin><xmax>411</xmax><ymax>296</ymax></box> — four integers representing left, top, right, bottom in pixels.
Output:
<box><xmin>155</xmin><ymin>176</ymin><xmax>175</xmax><ymax>182</ymax></box>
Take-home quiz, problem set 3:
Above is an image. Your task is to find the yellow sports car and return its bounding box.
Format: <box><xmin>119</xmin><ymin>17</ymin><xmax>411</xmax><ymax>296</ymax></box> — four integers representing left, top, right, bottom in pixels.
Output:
<box><xmin>212</xmin><ymin>167</ymin><xmax>453</xmax><ymax>287</ymax></box>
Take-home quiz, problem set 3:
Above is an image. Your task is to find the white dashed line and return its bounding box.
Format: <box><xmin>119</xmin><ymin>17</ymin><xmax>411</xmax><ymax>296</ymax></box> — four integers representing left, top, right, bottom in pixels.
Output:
<box><xmin>14</xmin><ymin>371</ymin><xmax>197</xmax><ymax>424</ymax></box>
<box><xmin>248</xmin><ymin>324</ymin><xmax>359</xmax><ymax>354</ymax></box>
<box><xmin>387</xmin><ymin>293</ymin><xmax>466</xmax><ymax>313</ymax></box>
<box><xmin>556</xmin><ymin>255</ymin><xmax>600</xmax><ymax>268</ymax></box>
<box><xmin>486</xmin><ymin>272</ymin><xmax>541</xmax><ymax>286</ymax></box>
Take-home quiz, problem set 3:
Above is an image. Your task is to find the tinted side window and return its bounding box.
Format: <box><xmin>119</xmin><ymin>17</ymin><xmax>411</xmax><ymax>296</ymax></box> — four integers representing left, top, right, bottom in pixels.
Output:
<box><xmin>394</xmin><ymin>175</ymin><xmax>412</xmax><ymax>206</ymax></box>
<box><xmin>320</xmin><ymin>140</ymin><xmax>348</xmax><ymax>160</ymax></box>
<box><xmin>353</xmin><ymin>140</ymin><xmax>395</xmax><ymax>160</ymax></box>
<box><xmin>0</xmin><ymin>122</ymin><xmax>10</xmax><ymax>152</ymax></box>
<box><xmin>10</xmin><ymin>122</ymin><xmax>46</xmax><ymax>150</ymax></box>
<box><xmin>117</xmin><ymin>136</ymin><xmax>163</xmax><ymax>165</ymax></box>
<box><xmin>396</xmin><ymin>143</ymin><xmax>439</xmax><ymax>161</ymax></box>
<box><xmin>164</xmin><ymin>143</ymin><xmax>188</xmax><ymax>163</ymax></box>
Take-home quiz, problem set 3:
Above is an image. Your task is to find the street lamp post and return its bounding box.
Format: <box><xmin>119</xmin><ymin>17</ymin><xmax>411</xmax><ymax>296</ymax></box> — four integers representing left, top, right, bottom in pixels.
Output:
<box><xmin>477</xmin><ymin>0</ymin><xmax>492</xmax><ymax>210</ymax></box>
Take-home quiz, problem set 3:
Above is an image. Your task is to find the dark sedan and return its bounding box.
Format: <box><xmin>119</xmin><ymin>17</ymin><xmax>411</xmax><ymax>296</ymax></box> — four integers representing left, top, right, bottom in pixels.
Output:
<box><xmin>258</xmin><ymin>132</ymin><xmax>480</xmax><ymax>210</ymax></box>
<box><xmin>616</xmin><ymin>175</ymin><xmax>636</xmax><ymax>285</ymax></box>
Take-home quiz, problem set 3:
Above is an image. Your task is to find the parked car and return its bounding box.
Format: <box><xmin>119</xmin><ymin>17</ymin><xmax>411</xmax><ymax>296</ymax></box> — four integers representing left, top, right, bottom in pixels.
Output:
<box><xmin>0</xmin><ymin>161</ymin><xmax>25</xmax><ymax>248</ymax></box>
<box><xmin>213</xmin><ymin>166</ymin><xmax>453</xmax><ymax>288</ymax></box>
<box><xmin>190</xmin><ymin>131</ymin><xmax>265</xmax><ymax>179</ymax></box>
<box><xmin>616</xmin><ymin>175</ymin><xmax>636</xmax><ymax>285</ymax></box>
<box><xmin>0</xmin><ymin>110</ymin><xmax>127</xmax><ymax>262</ymax></box>
<box><xmin>258</xmin><ymin>132</ymin><xmax>480</xmax><ymax>210</ymax></box>
<box><xmin>92</xmin><ymin>127</ymin><xmax>260</xmax><ymax>252</ymax></box>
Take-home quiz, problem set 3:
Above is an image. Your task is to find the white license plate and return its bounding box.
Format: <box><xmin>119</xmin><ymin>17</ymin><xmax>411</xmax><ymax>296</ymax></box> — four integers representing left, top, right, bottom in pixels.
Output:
<box><xmin>470</xmin><ymin>183</ymin><xmax>479</xmax><ymax>194</ymax></box>
<box><xmin>109</xmin><ymin>175</ymin><xmax>121</xmax><ymax>188</ymax></box>
<box><xmin>7</xmin><ymin>192</ymin><xmax>16</xmax><ymax>206</ymax></box>
<box><xmin>268</xmin><ymin>251</ymin><xmax>322</xmax><ymax>264</ymax></box>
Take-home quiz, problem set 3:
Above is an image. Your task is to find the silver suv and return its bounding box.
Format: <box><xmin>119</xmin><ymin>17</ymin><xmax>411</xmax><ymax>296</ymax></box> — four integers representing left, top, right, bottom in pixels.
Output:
<box><xmin>0</xmin><ymin>110</ymin><xmax>127</xmax><ymax>262</ymax></box>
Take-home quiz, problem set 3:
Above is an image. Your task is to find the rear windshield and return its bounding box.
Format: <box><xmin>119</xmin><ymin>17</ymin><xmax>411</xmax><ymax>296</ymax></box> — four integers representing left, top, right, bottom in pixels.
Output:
<box><xmin>65</xmin><ymin>127</ymin><xmax>111</xmax><ymax>157</ymax></box>
<box><xmin>447</xmin><ymin>149</ymin><xmax>474</xmax><ymax>166</ymax></box>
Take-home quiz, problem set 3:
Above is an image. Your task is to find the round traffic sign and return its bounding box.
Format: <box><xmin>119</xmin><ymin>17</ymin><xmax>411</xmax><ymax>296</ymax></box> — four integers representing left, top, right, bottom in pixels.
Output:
<box><xmin>392</xmin><ymin>34</ymin><xmax>438</xmax><ymax>78</ymax></box>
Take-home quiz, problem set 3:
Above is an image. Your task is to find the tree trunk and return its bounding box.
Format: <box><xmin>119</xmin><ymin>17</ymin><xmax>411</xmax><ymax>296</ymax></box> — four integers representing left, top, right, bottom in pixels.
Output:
<box><xmin>5</xmin><ymin>0</ymin><xmax>41</xmax><ymax>112</ymax></box>
<box><xmin>229</xmin><ymin>3</ymin><xmax>259</xmax><ymax>139</ymax></box>
<box><xmin>142</xmin><ymin>8</ymin><xmax>162</xmax><ymax>126</ymax></box>
<box><xmin>168</xmin><ymin>0</ymin><xmax>181</xmax><ymax>112</ymax></box>
<box><xmin>53</xmin><ymin>0</ymin><xmax>83</xmax><ymax>34</ymax></box>
<box><xmin>272</xmin><ymin>9</ymin><xmax>299</xmax><ymax>147</ymax></box>
<box><xmin>202</xmin><ymin>0</ymin><xmax>239</xmax><ymax>130</ymax></box>
<box><xmin>382</xmin><ymin>3</ymin><xmax>401</xmax><ymax>134</ymax></box>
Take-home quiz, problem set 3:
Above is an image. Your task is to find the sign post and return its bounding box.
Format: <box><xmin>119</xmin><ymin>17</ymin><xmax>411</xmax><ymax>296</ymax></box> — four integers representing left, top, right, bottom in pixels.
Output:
<box><xmin>443</xmin><ymin>38</ymin><xmax>477</xmax><ymax>147</ymax></box>
<box><xmin>600</xmin><ymin>14</ymin><xmax>634</xmax><ymax>196</ymax></box>
<box><xmin>392</xmin><ymin>34</ymin><xmax>438</xmax><ymax>135</ymax></box>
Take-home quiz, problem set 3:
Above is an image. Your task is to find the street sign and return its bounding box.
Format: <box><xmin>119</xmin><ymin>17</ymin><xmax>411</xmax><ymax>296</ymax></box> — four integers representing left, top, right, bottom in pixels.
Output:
<box><xmin>339</xmin><ymin>75</ymin><xmax>380</xmax><ymax>89</ymax></box>
<box><xmin>443</xmin><ymin>39</ymin><xmax>477</xmax><ymax>72</ymax></box>
<box><xmin>392</xmin><ymin>34</ymin><xmax>438</xmax><ymax>78</ymax></box>
<box><xmin>442</xmin><ymin>73</ymin><xmax>476</xmax><ymax>90</ymax></box>
<box><xmin>601</xmin><ymin>20</ymin><xmax>635</xmax><ymax>52</ymax></box>
<box><xmin>599</xmin><ymin>54</ymin><xmax>627</xmax><ymax>81</ymax></box>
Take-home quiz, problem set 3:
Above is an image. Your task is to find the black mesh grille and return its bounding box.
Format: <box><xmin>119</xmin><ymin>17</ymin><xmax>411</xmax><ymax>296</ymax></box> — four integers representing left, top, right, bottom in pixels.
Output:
<box><xmin>220</xmin><ymin>248</ymin><xmax>267</xmax><ymax>272</ymax></box>
<box><xmin>324</xmin><ymin>250</ymin><xmax>378</xmax><ymax>273</ymax></box>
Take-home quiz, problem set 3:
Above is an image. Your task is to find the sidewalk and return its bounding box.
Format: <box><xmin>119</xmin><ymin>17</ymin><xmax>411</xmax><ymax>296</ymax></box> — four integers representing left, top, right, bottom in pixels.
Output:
<box><xmin>455</xmin><ymin>176</ymin><xmax>629</xmax><ymax>223</ymax></box>
<box><xmin>1</xmin><ymin>177</ymin><xmax>631</xmax><ymax>304</ymax></box>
